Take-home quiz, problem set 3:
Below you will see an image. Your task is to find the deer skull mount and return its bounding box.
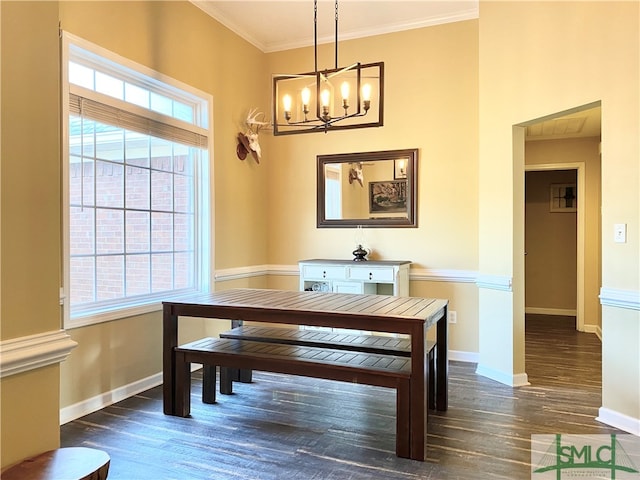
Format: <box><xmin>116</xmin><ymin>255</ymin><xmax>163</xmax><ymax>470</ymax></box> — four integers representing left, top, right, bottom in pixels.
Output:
<box><xmin>237</xmin><ymin>108</ymin><xmax>270</xmax><ymax>163</ymax></box>
<box><xmin>348</xmin><ymin>162</ymin><xmax>364</xmax><ymax>187</ymax></box>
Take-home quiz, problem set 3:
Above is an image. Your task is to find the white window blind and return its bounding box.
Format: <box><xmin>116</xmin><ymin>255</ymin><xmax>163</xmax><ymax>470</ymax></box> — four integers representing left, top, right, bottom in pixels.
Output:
<box><xmin>69</xmin><ymin>93</ymin><xmax>207</xmax><ymax>149</ymax></box>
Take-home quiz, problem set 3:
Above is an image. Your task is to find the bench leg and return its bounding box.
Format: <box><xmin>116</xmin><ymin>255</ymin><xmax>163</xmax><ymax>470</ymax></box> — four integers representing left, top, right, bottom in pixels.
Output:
<box><xmin>220</xmin><ymin>367</ymin><xmax>234</xmax><ymax>394</ymax></box>
<box><xmin>219</xmin><ymin>367</ymin><xmax>252</xmax><ymax>394</ymax></box>
<box><xmin>227</xmin><ymin>367</ymin><xmax>252</xmax><ymax>383</ymax></box>
<box><xmin>395</xmin><ymin>377</ymin><xmax>411</xmax><ymax>459</ymax></box>
<box><xmin>174</xmin><ymin>351</ymin><xmax>191</xmax><ymax>417</ymax></box>
<box><xmin>202</xmin><ymin>364</ymin><xmax>217</xmax><ymax>404</ymax></box>
<box><xmin>238</xmin><ymin>368</ymin><xmax>253</xmax><ymax>383</ymax></box>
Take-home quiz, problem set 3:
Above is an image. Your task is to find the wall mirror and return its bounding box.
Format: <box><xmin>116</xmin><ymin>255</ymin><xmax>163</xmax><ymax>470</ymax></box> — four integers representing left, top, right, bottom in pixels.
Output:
<box><xmin>317</xmin><ymin>148</ymin><xmax>418</xmax><ymax>228</ymax></box>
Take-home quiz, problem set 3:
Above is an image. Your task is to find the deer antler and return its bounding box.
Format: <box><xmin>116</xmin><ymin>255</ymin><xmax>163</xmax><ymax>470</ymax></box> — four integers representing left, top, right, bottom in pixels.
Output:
<box><xmin>245</xmin><ymin>108</ymin><xmax>270</xmax><ymax>133</ymax></box>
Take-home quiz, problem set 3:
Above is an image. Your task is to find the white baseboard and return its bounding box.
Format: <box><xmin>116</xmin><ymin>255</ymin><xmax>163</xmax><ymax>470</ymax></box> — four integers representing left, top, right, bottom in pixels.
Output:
<box><xmin>449</xmin><ymin>350</ymin><xmax>479</xmax><ymax>363</ymax></box>
<box><xmin>525</xmin><ymin>307</ymin><xmax>577</xmax><ymax>316</ymax></box>
<box><xmin>596</xmin><ymin>407</ymin><xmax>640</xmax><ymax>436</ymax></box>
<box><xmin>475</xmin><ymin>364</ymin><xmax>530</xmax><ymax>387</ymax></box>
<box><xmin>583</xmin><ymin>324</ymin><xmax>602</xmax><ymax>340</ymax></box>
<box><xmin>60</xmin><ymin>372</ymin><xmax>163</xmax><ymax>425</ymax></box>
<box><xmin>60</xmin><ymin>365</ymin><xmax>201</xmax><ymax>425</ymax></box>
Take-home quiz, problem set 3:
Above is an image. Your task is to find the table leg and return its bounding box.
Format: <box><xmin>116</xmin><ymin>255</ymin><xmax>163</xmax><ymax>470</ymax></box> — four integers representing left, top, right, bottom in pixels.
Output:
<box><xmin>163</xmin><ymin>306</ymin><xmax>178</xmax><ymax>415</ymax></box>
<box><xmin>436</xmin><ymin>306</ymin><xmax>448</xmax><ymax>411</ymax></box>
<box><xmin>409</xmin><ymin>323</ymin><xmax>427</xmax><ymax>461</ymax></box>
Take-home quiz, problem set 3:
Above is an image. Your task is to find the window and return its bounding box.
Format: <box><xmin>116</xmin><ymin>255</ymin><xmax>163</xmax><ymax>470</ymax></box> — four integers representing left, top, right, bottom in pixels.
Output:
<box><xmin>63</xmin><ymin>34</ymin><xmax>211</xmax><ymax>326</ymax></box>
<box><xmin>324</xmin><ymin>166</ymin><xmax>342</xmax><ymax>220</ymax></box>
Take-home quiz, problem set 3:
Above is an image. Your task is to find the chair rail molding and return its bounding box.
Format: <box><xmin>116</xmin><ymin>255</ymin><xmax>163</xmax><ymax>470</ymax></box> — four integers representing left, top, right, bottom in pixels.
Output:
<box><xmin>214</xmin><ymin>264</ymin><xmax>296</xmax><ymax>282</ymax></box>
<box><xmin>599</xmin><ymin>287</ymin><xmax>640</xmax><ymax>311</ymax></box>
<box><xmin>0</xmin><ymin>329</ymin><xmax>77</xmax><ymax>378</ymax></box>
<box><xmin>476</xmin><ymin>274</ymin><xmax>513</xmax><ymax>292</ymax></box>
<box><xmin>214</xmin><ymin>264</ymin><xmax>479</xmax><ymax>284</ymax></box>
<box><xmin>410</xmin><ymin>268</ymin><xmax>477</xmax><ymax>283</ymax></box>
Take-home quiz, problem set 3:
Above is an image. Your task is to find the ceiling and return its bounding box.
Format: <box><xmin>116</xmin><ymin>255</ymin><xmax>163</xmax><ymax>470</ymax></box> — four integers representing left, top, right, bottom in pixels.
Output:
<box><xmin>192</xmin><ymin>1</ymin><xmax>601</xmax><ymax>140</ymax></box>
<box><xmin>524</xmin><ymin>106</ymin><xmax>601</xmax><ymax>142</ymax></box>
<box><xmin>191</xmin><ymin>0</ymin><xmax>479</xmax><ymax>53</ymax></box>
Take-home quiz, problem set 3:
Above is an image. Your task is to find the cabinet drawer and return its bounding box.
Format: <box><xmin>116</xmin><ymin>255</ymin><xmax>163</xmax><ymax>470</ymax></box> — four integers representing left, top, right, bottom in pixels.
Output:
<box><xmin>301</xmin><ymin>265</ymin><xmax>347</xmax><ymax>280</ymax></box>
<box><xmin>348</xmin><ymin>267</ymin><xmax>395</xmax><ymax>282</ymax></box>
<box><xmin>332</xmin><ymin>281</ymin><xmax>363</xmax><ymax>294</ymax></box>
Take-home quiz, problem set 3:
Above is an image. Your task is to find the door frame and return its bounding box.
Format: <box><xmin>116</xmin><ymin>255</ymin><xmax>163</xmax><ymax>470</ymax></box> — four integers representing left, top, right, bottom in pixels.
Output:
<box><xmin>524</xmin><ymin>162</ymin><xmax>585</xmax><ymax>331</ymax></box>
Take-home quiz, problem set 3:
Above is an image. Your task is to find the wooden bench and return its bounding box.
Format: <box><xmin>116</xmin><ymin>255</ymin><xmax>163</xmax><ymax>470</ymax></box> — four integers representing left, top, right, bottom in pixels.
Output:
<box><xmin>174</xmin><ymin>337</ymin><xmax>413</xmax><ymax>459</ymax></box>
<box><xmin>204</xmin><ymin>326</ymin><xmax>437</xmax><ymax>409</ymax></box>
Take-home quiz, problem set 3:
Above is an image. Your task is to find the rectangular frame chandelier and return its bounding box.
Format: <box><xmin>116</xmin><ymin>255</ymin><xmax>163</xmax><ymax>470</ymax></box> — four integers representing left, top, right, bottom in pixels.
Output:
<box><xmin>272</xmin><ymin>1</ymin><xmax>384</xmax><ymax>136</ymax></box>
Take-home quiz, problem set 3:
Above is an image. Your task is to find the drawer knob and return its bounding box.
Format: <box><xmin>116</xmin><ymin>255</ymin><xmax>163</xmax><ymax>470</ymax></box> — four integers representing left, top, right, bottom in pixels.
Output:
<box><xmin>369</xmin><ymin>272</ymin><xmax>373</xmax><ymax>280</ymax></box>
<box><xmin>323</xmin><ymin>271</ymin><xmax>326</xmax><ymax>278</ymax></box>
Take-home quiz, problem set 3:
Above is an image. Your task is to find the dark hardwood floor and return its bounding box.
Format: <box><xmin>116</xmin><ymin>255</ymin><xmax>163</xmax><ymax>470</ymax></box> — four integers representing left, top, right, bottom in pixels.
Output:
<box><xmin>61</xmin><ymin>315</ymin><xmax>620</xmax><ymax>479</ymax></box>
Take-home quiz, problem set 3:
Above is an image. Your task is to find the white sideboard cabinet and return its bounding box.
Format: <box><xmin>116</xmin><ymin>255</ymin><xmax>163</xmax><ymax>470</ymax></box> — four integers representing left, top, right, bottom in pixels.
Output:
<box><xmin>299</xmin><ymin>259</ymin><xmax>411</xmax><ymax>296</ymax></box>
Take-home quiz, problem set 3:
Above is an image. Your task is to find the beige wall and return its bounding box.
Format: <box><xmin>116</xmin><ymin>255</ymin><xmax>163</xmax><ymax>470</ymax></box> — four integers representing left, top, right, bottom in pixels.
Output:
<box><xmin>2</xmin><ymin>1</ymin><xmax>271</xmax><ymax>469</ymax></box>
<box><xmin>265</xmin><ymin>20</ymin><xmax>479</xmax><ymax>273</ymax></box>
<box><xmin>0</xmin><ymin>1</ymin><xmax>62</xmax><ymax>468</ymax></box>
<box><xmin>478</xmin><ymin>1</ymin><xmax>639</xmax><ymax>421</ymax></box>
<box><xmin>55</xmin><ymin>0</ymin><xmax>272</xmax><ymax>411</ymax></box>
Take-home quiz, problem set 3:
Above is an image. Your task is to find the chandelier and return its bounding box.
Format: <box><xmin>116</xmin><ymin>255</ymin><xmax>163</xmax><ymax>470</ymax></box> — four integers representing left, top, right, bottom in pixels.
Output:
<box><xmin>272</xmin><ymin>0</ymin><xmax>384</xmax><ymax>135</ymax></box>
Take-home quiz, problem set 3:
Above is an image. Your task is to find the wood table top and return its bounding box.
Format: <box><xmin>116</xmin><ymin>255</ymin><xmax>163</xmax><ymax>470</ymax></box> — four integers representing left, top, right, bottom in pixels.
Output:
<box><xmin>163</xmin><ymin>288</ymin><xmax>447</xmax><ymax>326</ymax></box>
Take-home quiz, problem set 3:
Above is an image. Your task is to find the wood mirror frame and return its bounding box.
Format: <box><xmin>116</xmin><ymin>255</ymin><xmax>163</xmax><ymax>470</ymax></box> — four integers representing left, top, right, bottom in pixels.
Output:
<box><xmin>317</xmin><ymin>148</ymin><xmax>418</xmax><ymax>228</ymax></box>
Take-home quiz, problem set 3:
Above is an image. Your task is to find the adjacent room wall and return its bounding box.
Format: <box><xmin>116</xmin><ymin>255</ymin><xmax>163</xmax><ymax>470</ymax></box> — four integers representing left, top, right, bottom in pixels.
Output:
<box><xmin>525</xmin><ymin>169</ymin><xmax>578</xmax><ymax>314</ymax></box>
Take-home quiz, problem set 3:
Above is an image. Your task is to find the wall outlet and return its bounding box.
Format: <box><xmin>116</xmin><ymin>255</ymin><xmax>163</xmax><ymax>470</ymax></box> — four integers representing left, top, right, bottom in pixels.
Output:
<box><xmin>448</xmin><ymin>311</ymin><xmax>457</xmax><ymax>324</ymax></box>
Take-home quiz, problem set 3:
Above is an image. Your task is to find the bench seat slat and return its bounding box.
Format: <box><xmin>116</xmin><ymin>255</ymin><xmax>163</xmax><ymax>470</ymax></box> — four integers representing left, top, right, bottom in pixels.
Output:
<box><xmin>219</xmin><ymin>326</ymin><xmax>425</xmax><ymax>356</ymax></box>
<box><xmin>176</xmin><ymin>338</ymin><xmax>411</xmax><ymax>375</ymax></box>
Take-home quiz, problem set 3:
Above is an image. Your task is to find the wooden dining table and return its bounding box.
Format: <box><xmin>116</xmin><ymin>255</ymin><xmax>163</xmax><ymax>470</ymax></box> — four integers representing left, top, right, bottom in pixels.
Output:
<box><xmin>163</xmin><ymin>288</ymin><xmax>448</xmax><ymax>461</ymax></box>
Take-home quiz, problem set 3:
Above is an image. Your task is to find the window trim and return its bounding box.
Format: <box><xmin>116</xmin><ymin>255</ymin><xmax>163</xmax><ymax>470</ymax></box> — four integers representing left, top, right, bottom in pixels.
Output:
<box><xmin>62</xmin><ymin>32</ymin><xmax>213</xmax><ymax>329</ymax></box>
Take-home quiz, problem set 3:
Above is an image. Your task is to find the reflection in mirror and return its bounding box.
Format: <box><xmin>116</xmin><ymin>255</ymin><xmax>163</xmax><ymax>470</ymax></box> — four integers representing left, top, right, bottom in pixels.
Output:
<box><xmin>317</xmin><ymin>149</ymin><xmax>418</xmax><ymax>228</ymax></box>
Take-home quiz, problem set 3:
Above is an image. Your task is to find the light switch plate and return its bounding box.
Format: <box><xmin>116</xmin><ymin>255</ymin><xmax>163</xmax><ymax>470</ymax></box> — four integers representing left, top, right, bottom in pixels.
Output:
<box><xmin>614</xmin><ymin>223</ymin><xmax>627</xmax><ymax>243</ymax></box>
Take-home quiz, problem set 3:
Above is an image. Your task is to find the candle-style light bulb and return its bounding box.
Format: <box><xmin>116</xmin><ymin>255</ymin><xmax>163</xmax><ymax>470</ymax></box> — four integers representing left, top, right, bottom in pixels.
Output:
<box><xmin>362</xmin><ymin>83</ymin><xmax>372</xmax><ymax>112</ymax></box>
<box><xmin>283</xmin><ymin>94</ymin><xmax>292</xmax><ymax>121</ymax></box>
<box><xmin>341</xmin><ymin>81</ymin><xmax>350</xmax><ymax>112</ymax></box>
<box><xmin>301</xmin><ymin>87</ymin><xmax>311</xmax><ymax>117</ymax></box>
<box><xmin>320</xmin><ymin>88</ymin><xmax>331</xmax><ymax>120</ymax></box>
<box><xmin>320</xmin><ymin>89</ymin><xmax>330</xmax><ymax>107</ymax></box>
<box><xmin>362</xmin><ymin>83</ymin><xmax>372</xmax><ymax>101</ymax></box>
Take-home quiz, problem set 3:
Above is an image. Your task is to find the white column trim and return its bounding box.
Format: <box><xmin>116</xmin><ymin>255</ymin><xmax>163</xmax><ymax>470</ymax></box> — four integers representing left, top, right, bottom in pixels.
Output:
<box><xmin>0</xmin><ymin>329</ymin><xmax>77</xmax><ymax>378</ymax></box>
<box><xmin>599</xmin><ymin>287</ymin><xmax>640</xmax><ymax>311</ymax></box>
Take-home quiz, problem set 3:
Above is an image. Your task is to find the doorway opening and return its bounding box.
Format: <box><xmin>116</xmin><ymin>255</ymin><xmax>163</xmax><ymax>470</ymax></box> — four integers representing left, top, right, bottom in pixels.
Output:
<box><xmin>518</xmin><ymin>102</ymin><xmax>602</xmax><ymax>336</ymax></box>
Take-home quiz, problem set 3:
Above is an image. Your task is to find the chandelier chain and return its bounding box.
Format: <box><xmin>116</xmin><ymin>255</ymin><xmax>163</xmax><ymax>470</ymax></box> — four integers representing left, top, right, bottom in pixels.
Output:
<box><xmin>334</xmin><ymin>0</ymin><xmax>339</xmax><ymax>69</ymax></box>
<box><xmin>314</xmin><ymin>0</ymin><xmax>318</xmax><ymax>73</ymax></box>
